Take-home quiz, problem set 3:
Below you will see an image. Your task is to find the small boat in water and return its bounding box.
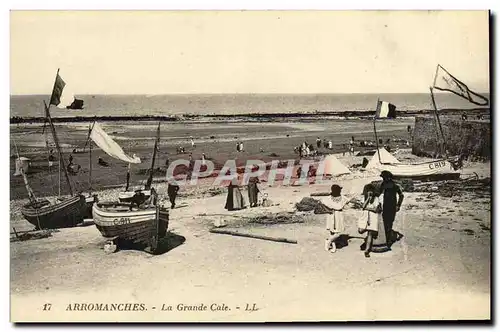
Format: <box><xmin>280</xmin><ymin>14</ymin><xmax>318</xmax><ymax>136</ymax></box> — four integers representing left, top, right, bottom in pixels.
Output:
<box><xmin>92</xmin><ymin>189</ymin><xmax>169</xmax><ymax>254</ymax></box>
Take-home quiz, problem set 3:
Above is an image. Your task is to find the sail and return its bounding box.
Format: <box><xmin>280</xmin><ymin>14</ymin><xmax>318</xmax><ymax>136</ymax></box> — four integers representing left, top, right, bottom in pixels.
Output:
<box><xmin>90</xmin><ymin>122</ymin><xmax>141</xmax><ymax>164</ymax></box>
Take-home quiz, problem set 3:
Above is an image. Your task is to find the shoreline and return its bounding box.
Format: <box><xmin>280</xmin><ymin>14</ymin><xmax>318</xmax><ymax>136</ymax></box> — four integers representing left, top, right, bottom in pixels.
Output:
<box><xmin>10</xmin><ymin>108</ymin><xmax>489</xmax><ymax>124</ymax></box>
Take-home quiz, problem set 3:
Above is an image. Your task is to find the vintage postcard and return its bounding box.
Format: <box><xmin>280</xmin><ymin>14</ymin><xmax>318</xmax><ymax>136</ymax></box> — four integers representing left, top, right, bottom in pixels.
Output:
<box><xmin>9</xmin><ymin>10</ymin><xmax>491</xmax><ymax>322</ymax></box>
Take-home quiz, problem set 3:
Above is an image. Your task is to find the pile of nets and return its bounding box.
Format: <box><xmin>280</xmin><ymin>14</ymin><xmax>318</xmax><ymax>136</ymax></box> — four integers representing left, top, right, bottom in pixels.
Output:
<box><xmin>295</xmin><ymin>197</ymin><xmax>331</xmax><ymax>214</ymax></box>
<box><xmin>246</xmin><ymin>212</ymin><xmax>306</xmax><ymax>225</ymax></box>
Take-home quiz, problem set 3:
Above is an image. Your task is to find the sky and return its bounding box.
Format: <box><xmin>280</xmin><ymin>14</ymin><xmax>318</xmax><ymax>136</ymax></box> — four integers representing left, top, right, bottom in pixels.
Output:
<box><xmin>10</xmin><ymin>10</ymin><xmax>490</xmax><ymax>95</ymax></box>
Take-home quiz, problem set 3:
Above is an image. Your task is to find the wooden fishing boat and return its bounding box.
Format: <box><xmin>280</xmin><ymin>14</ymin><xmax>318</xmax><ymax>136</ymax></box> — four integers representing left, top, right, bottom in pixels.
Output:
<box><xmin>21</xmin><ymin>195</ymin><xmax>87</xmax><ymax>230</ymax></box>
<box><xmin>92</xmin><ymin>190</ymin><xmax>169</xmax><ymax>254</ymax></box>
<box><xmin>119</xmin><ymin>122</ymin><xmax>160</xmax><ymax>204</ymax></box>
<box><xmin>19</xmin><ymin>70</ymin><xmax>91</xmax><ymax>229</ymax></box>
<box><xmin>370</xmin><ymin>159</ymin><xmax>461</xmax><ymax>181</ymax></box>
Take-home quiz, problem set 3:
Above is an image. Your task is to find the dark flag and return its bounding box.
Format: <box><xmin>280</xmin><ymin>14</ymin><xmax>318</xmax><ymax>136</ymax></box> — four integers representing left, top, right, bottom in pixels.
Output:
<box><xmin>433</xmin><ymin>64</ymin><xmax>489</xmax><ymax>106</ymax></box>
<box><xmin>50</xmin><ymin>73</ymin><xmax>66</xmax><ymax>106</ymax></box>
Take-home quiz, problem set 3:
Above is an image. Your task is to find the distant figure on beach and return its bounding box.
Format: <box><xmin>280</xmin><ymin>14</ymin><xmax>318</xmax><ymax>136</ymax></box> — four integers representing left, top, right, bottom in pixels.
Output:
<box><xmin>239</xmin><ymin>142</ymin><xmax>244</xmax><ymax>152</ymax></box>
<box><xmin>308</xmin><ymin>144</ymin><xmax>315</xmax><ymax>156</ymax></box>
<box><xmin>98</xmin><ymin>157</ymin><xmax>109</xmax><ymax>167</ymax></box>
<box><xmin>358</xmin><ymin>183</ymin><xmax>383</xmax><ymax>258</ymax></box>
<box><xmin>236</xmin><ymin>142</ymin><xmax>241</xmax><ymax>152</ymax></box>
<box><xmin>349</xmin><ymin>144</ymin><xmax>355</xmax><ymax>156</ymax></box>
<box><xmin>165</xmin><ymin>157</ymin><xmax>170</xmax><ymax>169</ymax></box>
<box><xmin>407</xmin><ymin>125</ymin><xmax>412</xmax><ymax>133</ymax></box>
<box><xmin>48</xmin><ymin>149</ymin><xmax>56</xmax><ymax>167</ymax></box>
<box><xmin>225</xmin><ymin>182</ymin><xmax>246</xmax><ymax>211</ymax></box>
<box><xmin>190</xmin><ymin>137</ymin><xmax>195</xmax><ymax>148</ymax></box>
<box><xmin>201</xmin><ymin>153</ymin><xmax>206</xmax><ymax>166</ymax></box>
<box><xmin>327</xmin><ymin>140</ymin><xmax>333</xmax><ymax>150</ymax></box>
<box><xmin>167</xmin><ymin>182</ymin><xmax>180</xmax><ymax>209</ymax></box>
<box><xmin>379</xmin><ymin>170</ymin><xmax>404</xmax><ymax>247</ymax></box>
<box><xmin>362</xmin><ymin>157</ymin><xmax>369</xmax><ymax>168</ymax></box>
<box><xmin>316</xmin><ymin>137</ymin><xmax>322</xmax><ymax>149</ymax></box>
<box><xmin>350</xmin><ymin>136</ymin><xmax>355</xmax><ymax>146</ymax></box>
<box><xmin>462</xmin><ymin>112</ymin><xmax>468</xmax><ymax>121</ymax></box>
<box><xmin>322</xmin><ymin>184</ymin><xmax>354</xmax><ymax>253</ymax></box>
<box><xmin>247</xmin><ymin>176</ymin><xmax>260</xmax><ymax>208</ymax></box>
<box><xmin>69</xmin><ymin>154</ymin><xmax>74</xmax><ymax>164</ymax></box>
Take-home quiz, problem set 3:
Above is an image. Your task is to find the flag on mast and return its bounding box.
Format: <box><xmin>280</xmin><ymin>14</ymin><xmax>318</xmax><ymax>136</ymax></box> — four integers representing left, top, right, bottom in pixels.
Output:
<box><xmin>49</xmin><ymin>71</ymin><xmax>82</xmax><ymax>109</ymax></box>
<box><xmin>375</xmin><ymin>100</ymin><xmax>397</xmax><ymax>119</ymax></box>
<box><xmin>433</xmin><ymin>64</ymin><xmax>489</xmax><ymax>106</ymax></box>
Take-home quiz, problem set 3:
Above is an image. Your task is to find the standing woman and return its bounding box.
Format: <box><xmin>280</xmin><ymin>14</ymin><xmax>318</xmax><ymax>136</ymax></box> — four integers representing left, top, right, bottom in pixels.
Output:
<box><xmin>358</xmin><ymin>184</ymin><xmax>383</xmax><ymax>257</ymax></box>
<box><xmin>379</xmin><ymin>170</ymin><xmax>404</xmax><ymax>246</ymax></box>
<box><xmin>247</xmin><ymin>176</ymin><xmax>260</xmax><ymax>208</ymax></box>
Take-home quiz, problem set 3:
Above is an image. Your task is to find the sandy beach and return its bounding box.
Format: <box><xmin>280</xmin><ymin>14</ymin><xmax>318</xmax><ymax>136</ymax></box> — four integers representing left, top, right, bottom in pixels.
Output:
<box><xmin>10</xmin><ymin>139</ymin><xmax>491</xmax><ymax>321</ymax></box>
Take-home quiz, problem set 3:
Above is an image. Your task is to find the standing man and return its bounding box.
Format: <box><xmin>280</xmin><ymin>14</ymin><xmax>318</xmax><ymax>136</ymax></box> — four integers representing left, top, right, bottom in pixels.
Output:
<box><xmin>167</xmin><ymin>181</ymin><xmax>180</xmax><ymax>209</ymax></box>
<box><xmin>316</xmin><ymin>137</ymin><xmax>321</xmax><ymax>149</ymax></box>
<box><xmin>379</xmin><ymin>170</ymin><xmax>404</xmax><ymax>246</ymax></box>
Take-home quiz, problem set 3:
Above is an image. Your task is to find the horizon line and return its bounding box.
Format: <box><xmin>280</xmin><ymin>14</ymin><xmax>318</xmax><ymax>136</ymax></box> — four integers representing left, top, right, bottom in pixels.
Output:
<box><xmin>10</xmin><ymin>91</ymin><xmax>491</xmax><ymax>97</ymax></box>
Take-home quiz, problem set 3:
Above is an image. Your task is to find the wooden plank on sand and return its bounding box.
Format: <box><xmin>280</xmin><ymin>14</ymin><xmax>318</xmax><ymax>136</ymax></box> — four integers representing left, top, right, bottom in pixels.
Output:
<box><xmin>209</xmin><ymin>228</ymin><xmax>297</xmax><ymax>244</ymax></box>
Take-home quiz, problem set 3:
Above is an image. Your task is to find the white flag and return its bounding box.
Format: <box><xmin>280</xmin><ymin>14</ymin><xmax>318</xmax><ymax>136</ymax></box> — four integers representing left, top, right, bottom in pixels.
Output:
<box><xmin>90</xmin><ymin>122</ymin><xmax>141</xmax><ymax>164</ymax></box>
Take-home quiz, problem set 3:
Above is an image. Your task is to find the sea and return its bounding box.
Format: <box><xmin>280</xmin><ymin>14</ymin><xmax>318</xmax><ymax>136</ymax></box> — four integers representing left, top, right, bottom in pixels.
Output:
<box><xmin>10</xmin><ymin>93</ymin><xmax>489</xmax><ymax>118</ymax></box>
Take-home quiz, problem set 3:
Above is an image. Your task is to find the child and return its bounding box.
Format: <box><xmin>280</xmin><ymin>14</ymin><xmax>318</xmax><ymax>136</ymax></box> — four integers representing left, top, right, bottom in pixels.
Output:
<box><xmin>323</xmin><ymin>184</ymin><xmax>353</xmax><ymax>253</ymax></box>
<box><xmin>358</xmin><ymin>183</ymin><xmax>382</xmax><ymax>257</ymax></box>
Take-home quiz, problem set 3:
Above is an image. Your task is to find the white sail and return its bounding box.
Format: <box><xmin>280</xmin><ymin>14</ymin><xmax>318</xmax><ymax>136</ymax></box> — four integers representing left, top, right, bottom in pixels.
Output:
<box><xmin>90</xmin><ymin>122</ymin><xmax>141</xmax><ymax>164</ymax></box>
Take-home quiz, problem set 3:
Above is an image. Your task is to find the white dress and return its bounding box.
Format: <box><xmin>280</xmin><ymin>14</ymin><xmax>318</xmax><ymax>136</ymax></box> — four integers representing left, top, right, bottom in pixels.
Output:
<box><xmin>322</xmin><ymin>195</ymin><xmax>349</xmax><ymax>233</ymax></box>
<box><xmin>357</xmin><ymin>196</ymin><xmax>381</xmax><ymax>232</ymax></box>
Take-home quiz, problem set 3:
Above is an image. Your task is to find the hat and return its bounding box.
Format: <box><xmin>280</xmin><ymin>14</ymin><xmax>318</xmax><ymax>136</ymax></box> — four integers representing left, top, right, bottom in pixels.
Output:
<box><xmin>380</xmin><ymin>170</ymin><xmax>393</xmax><ymax>179</ymax></box>
<box><xmin>330</xmin><ymin>184</ymin><xmax>342</xmax><ymax>196</ymax></box>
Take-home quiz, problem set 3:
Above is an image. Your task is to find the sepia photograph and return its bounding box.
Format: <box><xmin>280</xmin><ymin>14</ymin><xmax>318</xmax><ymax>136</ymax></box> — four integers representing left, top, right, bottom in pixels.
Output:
<box><xmin>8</xmin><ymin>9</ymin><xmax>491</xmax><ymax>322</ymax></box>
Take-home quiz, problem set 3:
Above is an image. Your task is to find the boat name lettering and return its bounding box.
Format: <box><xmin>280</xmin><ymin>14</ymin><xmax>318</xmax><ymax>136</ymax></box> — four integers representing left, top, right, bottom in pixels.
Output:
<box><xmin>113</xmin><ymin>217</ymin><xmax>131</xmax><ymax>225</ymax></box>
<box><xmin>428</xmin><ymin>161</ymin><xmax>446</xmax><ymax>170</ymax></box>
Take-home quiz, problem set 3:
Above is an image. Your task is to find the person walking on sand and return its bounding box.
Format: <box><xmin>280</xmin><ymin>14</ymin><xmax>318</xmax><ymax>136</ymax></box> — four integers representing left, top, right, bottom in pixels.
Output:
<box><xmin>316</xmin><ymin>137</ymin><xmax>322</xmax><ymax>149</ymax></box>
<box><xmin>167</xmin><ymin>181</ymin><xmax>180</xmax><ymax>209</ymax></box>
<box><xmin>379</xmin><ymin>170</ymin><xmax>404</xmax><ymax>246</ymax></box>
<box><xmin>321</xmin><ymin>184</ymin><xmax>354</xmax><ymax>253</ymax></box>
<box><xmin>358</xmin><ymin>183</ymin><xmax>383</xmax><ymax>257</ymax></box>
<box><xmin>190</xmin><ymin>137</ymin><xmax>195</xmax><ymax>149</ymax></box>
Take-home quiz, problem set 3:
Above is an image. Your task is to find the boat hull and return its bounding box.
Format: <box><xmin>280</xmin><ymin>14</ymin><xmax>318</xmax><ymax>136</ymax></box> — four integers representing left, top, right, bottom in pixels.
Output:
<box><xmin>369</xmin><ymin>160</ymin><xmax>461</xmax><ymax>181</ymax></box>
<box><xmin>92</xmin><ymin>202</ymin><xmax>169</xmax><ymax>253</ymax></box>
<box><xmin>21</xmin><ymin>195</ymin><xmax>87</xmax><ymax>230</ymax></box>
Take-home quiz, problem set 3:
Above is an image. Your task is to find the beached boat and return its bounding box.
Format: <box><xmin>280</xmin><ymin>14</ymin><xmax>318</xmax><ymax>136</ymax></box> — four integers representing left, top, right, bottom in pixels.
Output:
<box><xmin>21</xmin><ymin>195</ymin><xmax>88</xmax><ymax>230</ymax></box>
<box><xmin>19</xmin><ymin>71</ymin><xmax>90</xmax><ymax>229</ymax></box>
<box><xmin>118</xmin><ymin>122</ymin><xmax>160</xmax><ymax>203</ymax></box>
<box><xmin>370</xmin><ymin>159</ymin><xmax>460</xmax><ymax>180</ymax></box>
<box><xmin>92</xmin><ymin>190</ymin><xmax>169</xmax><ymax>254</ymax></box>
<box><xmin>365</xmin><ymin>148</ymin><xmax>461</xmax><ymax>181</ymax></box>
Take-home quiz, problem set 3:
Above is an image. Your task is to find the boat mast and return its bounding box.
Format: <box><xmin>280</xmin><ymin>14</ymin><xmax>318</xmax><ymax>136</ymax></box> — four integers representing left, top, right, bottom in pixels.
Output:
<box><xmin>373</xmin><ymin>98</ymin><xmax>382</xmax><ymax>163</ymax></box>
<box><xmin>86</xmin><ymin>120</ymin><xmax>96</xmax><ymax>193</ymax></box>
<box><xmin>145</xmin><ymin>122</ymin><xmax>161</xmax><ymax>190</ymax></box>
<box><xmin>44</xmin><ymin>69</ymin><xmax>74</xmax><ymax>196</ymax></box>
<box><xmin>431</xmin><ymin>65</ymin><xmax>448</xmax><ymax>157</ymax></box>
<box><xmin>13</xmin><ymin>139</ymin><xmax>37</xmax><ymax>203</ymax></box>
